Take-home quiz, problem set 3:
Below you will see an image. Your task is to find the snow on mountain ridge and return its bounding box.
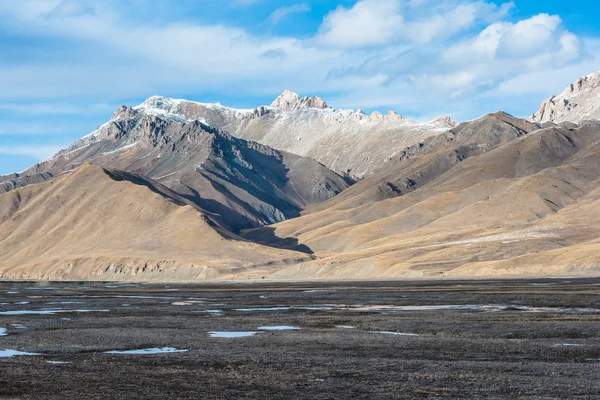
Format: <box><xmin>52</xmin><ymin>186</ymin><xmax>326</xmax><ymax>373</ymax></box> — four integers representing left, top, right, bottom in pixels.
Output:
<box><xmin>51</xmin><ymin>91</ymin><xmax>457</xmax><ymax>178</ymax></box>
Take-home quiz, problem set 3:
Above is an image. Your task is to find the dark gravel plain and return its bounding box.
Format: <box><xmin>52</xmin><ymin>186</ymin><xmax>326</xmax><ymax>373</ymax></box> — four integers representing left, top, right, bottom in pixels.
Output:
<box><xmin>1</xmin><ymin>278</ymin><xmax>599</xmax><ymax>399</ymax></box>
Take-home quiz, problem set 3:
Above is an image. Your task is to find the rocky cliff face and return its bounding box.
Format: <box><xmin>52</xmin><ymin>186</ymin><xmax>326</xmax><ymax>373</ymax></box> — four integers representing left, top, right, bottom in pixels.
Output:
<box><xmin>3</xmin><ymin>106</ymin><xmax>351</xmax><ymax>232</ymax></box>
<box><xmin>122</xmin><ymin>92</ymin><xmax>453</xmax><ymax>178</ymax></box>
<box><xmin>531</xmin><ymin>72</ymin><xmax>600</xmax><ymax>124</ymax></box>
<box><xmin>270</xmin><ymin>89</ymin><xmax>329</xmax><ymax>110</ymax></box>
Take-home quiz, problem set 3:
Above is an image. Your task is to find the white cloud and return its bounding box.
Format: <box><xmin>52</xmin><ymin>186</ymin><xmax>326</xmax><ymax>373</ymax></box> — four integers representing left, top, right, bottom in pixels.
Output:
<box><xmin>268</xmin><ymin>4</ymin><xmax>311</xmax><ymax>26</ymax></box>
<box><xmin>317</xmin><ymin>0</ymin><xmax>404</xmax><ymax>48</ymax></box>
<box><xmin>0</xmin><ymin>0</ymin><xmax>596</xmax><ymax>124</ymax></box>
<box><xmin>316</xmin><ymin>0</ymin><xmax>513</xmax><ymax>48</ymax></box>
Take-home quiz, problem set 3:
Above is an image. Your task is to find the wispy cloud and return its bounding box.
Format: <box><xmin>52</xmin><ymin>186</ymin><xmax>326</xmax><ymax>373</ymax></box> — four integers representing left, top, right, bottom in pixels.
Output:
<box><xmin>0</xmin><ymin>122</ymin><xmax>75</xmax><ymax>135</ymax></box>
<box><xmin>0</xmin><ymin>145</ymin><xmax>65</xmax><ymax>160</ymax></box>
<box><xmin>268</xmin><ymin>3</ymin><xmax>311</xmax><ymax>26</ymax></box>
<box><xmin>0</xmin><ymin>102</ymin><xmax>116</xmax><ymax>115</ymax></box>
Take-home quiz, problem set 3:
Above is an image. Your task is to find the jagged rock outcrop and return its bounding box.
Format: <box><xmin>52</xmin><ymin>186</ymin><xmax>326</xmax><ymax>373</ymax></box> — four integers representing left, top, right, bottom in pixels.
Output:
<box><xmin>270</xmin><ymin>89</ymin><xmax>328</xmax><ymax>110</ymax></box>
<box><xmin>531</xmin><ymin>72</ymin><xmax>600</xmax><ymax>123</ymax></box>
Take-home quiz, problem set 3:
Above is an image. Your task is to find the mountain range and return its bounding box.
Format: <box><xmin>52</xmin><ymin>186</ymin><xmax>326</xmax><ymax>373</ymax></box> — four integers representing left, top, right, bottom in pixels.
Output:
<box><xmin>1</xmin><ymin>71</ymin><xmax>600</xmax><ymax>280</ymax></box>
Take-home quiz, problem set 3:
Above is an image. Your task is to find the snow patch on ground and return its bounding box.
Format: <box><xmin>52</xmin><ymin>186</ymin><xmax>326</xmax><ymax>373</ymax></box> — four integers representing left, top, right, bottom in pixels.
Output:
<box><xmin>101</xmin><ymin>142</ymin><xmax>138</xmax><ymax>156</ymax></box>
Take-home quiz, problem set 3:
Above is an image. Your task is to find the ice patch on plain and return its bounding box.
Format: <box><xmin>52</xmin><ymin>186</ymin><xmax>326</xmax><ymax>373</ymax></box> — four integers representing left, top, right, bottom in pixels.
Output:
<box><xmin>106</xmin><ymin>347</ymin><xmax>188</xmax><ymax>355</ymax></box>
<box><xmin>257</xmin><ymin>326</ymin><xmax>301</xmax><ymax>331</ymax></box>
<box><xmin>208</xmin><ymin>331</ymin><xmax>258</xmax><ymax>338</ymax></box>
<box><xmin>0</xmin><ymin>309</ymin><xmax>109</xmax><ymax>315</ymax></box>
<box><xmin>369</xmin><ymin>331</ymin><xmax>420</xmax><ymax>336</ymax></box>
<box><xmin>0</xmin><ymin>349</ymin><xmax>42</xmax><ymax>358</ymax></box>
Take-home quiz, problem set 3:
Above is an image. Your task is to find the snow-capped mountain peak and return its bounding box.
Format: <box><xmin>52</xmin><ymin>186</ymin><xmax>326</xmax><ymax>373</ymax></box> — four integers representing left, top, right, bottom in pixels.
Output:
<box><xmin>270</xmin><ymin>89</ymin><xmax>328</xmax><ymax>111</ymax></box>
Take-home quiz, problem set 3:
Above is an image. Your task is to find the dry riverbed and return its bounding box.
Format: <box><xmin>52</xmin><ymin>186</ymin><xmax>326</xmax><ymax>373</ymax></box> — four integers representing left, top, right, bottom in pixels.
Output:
<box><xmin>1</xmin><ymin>278</ymin><xmax>599</xmax><ymax>399</ymax></box>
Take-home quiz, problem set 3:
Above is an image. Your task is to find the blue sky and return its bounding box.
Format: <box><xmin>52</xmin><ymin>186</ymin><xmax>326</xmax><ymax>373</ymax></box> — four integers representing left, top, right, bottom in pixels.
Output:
<box><xmin>1</xmin><ymin>0</ymin><xmax>599</xmax><ymax>175</ymax></box>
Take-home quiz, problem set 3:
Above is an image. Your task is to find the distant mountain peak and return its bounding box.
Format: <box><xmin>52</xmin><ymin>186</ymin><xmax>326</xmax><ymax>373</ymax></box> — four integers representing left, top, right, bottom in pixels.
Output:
<box><xmin>428</xmin><ymin>116</ymin><xmax>459</xmax><ymax>128</ymax></box>
<box><xmin>531</xmin><ymin>71</ymin><xmax>600</xmax><ymax>124</ymax></box>
<box><xmin>270</xmin><ymin>90</ymin><xmax>328</xmax><ymax>110</ymax></box>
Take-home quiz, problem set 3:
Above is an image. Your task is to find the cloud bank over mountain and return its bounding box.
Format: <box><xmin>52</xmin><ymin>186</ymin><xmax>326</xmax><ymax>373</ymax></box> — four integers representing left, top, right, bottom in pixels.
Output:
<box><xmin>1</xmin><ymin>0</ymin><xmax>599</xmax><ymax>173</ymax></box>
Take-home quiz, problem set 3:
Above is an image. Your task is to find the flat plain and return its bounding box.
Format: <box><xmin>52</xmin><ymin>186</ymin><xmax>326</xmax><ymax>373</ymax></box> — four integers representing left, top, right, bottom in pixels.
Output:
<box><xmin>0</xmin><ymin>279</ymin><xmax>599</xmax><ymax>399</ymax></box>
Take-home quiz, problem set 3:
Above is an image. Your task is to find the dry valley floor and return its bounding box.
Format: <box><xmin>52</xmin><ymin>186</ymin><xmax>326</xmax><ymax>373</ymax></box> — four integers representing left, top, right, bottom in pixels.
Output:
<box><xmin>1</xmin><ymin>279</ymin><xmax>599</xmax><ymax>398</ymax></box>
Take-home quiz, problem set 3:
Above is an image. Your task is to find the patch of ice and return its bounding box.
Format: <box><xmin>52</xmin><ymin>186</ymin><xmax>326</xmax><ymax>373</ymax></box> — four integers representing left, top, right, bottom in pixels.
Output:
<box><xmin>6</xmin><ymin>292</ymin><xmax>18</xmax><ymax>294</ymax></box>
<box><xmin>346</xmin><ymin>304</ymin><xmax>600</xmax><ymax>313</ymax></box>
<box><xmin>114</xmin><ymin>296</ymin><xmax>176</xmax><ymax>299</ymax></box>
<box><xmin>105</xmin><ymin>347</ymin><xmax>188</xmax><ymax>355</ymax></box>
<box><xmin>257</xmin><ymin>326</ymin><xmax>301</xmax><ymax>331</ymax></box>
<box><xmin>369</xmin><ymin>331</ymin><xmax>420</xmax><ymax>336</ymax></box>
<box><xmin>0</xmin><ymin>349</ymin><xmax>42</xmax><ymax>358</ymax></box>
<box><xmin>235</xmin><ymin>307</ymin><xmax>290</xmax><ymax>312</ymax></box>
<box><xmin>556</xmin><ymin>343</ymin><xmax>584</xmax><ymax>347</ymax></box>
<box><xmin>172</xmin><ymin>301</ymin><xmax>205</xmax><ymax>306</ymax></box>
<box><xmin>234</xmin><ymin>306</ymin><xmax>331</xmax><ymax>312</ymax></box>
<box><xmin>335</xmin><ymin>325</ymin><xmax>355</xmax><ymax>329</ymax></box>
<box><xmin>0</xmin><ymin>328</ymin><xmax>6</xmax><ymax>336</ymax></box>
<box><xmin>208</xmin><ymin>331</ymin><xmax>258</xmax><ymax>338</ymax></box>
<box><xmin>303</xmin><ymin>290</ymin><xmax>336</xmax><ymax>293</ymax></box>
<box><xmin>10</xmin><ymin>324</ymin><xmax>26</xmax><ymax>329</ymax></box>
<box><xmin>47</xmin><ymin>361</ymin><xmax>71</xmax><ymax>365</ymax></box>
<box><xmin>0</xmin><ymin>309</ymin><xmax>109</xmax><ymax>315</ymax></box>
<box><xmin>197</xmin><ymin>310</ymin><xmax>223</xmax><ymax>314</ymax></box>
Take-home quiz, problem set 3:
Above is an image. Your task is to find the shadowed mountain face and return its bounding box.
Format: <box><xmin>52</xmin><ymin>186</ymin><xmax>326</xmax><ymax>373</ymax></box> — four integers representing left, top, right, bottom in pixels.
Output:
<box><xmin>1</xmin><ymin>106</ymin><xmax>351</xmax><ymax>232</ymax></box>
<box><xmin>0</xmin><ymin>164</ymin><xmax>310</xmax><ymax>281</ymax></box>
<box><xmin>111</xmin><ymin>94</ymin><xmax>455</xmax><ymax>179</ymax></box>
<box><xmin>246</xmin><ymin>115</ymin><xmax>600</xmax><ymax>279</ymax></box>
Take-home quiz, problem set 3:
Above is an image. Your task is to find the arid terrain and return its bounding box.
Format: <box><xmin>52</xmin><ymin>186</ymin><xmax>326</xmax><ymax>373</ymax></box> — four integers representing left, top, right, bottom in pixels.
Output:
<box><xmin>1</xmin><ymin>279</ymin><xmax>599</xmax><ymax>399</ymax></box>
<box><xmin>1</xmin><ymin>73</ymin><xmax>600</xmax><ymax>281</ymax></box>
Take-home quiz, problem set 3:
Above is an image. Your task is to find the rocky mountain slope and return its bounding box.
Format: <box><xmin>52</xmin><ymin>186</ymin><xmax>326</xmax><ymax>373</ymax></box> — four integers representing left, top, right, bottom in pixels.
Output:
<box><xmin>0</xmin><ymin>164</ymin><xmax>309</xmax><ymax>281</ymax></box>
<box><xmin>3</xmin><ymin>72</ymin><xmax>600</xmax><ymax>281</ymax></box>
<box><xmin>247</xmin><ymin>115</ymin><xmax>600</xmax><ymax>279</ymax></box>
<box><xmin>126</xmin><ymin>92</ymin><xmax>455</xmax><ymax>178</ymax></box>
<box><xmin>2</xmin><ymin>106</ymin><xmax>351</xmax><ymax>231</ymax></box>
<box><xmin>531</xmin><ymin>72</ymin><xmax>600</xmax><ymax>123</ymax></box>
